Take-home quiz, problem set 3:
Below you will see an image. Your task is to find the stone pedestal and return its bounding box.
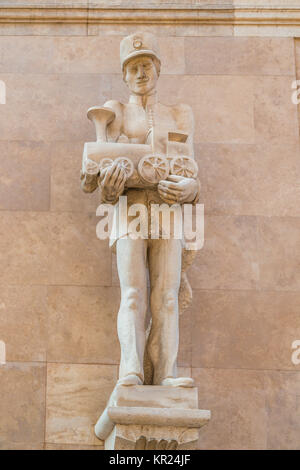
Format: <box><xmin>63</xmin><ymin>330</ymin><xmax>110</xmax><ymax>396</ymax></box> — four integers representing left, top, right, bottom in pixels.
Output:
<box><xmin>95</xmin><ymin>385</ymin><xmax>210</xmax><ymax>450</ymax></box>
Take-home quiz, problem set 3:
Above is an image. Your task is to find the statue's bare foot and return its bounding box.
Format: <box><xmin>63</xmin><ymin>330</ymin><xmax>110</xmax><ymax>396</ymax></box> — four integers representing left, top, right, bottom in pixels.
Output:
<box><xmin>117</xmin><ymin>374</ymin><xmax>143</xmax><ymax>386</ymax></box>
<box><xmin>161</xmin><ymin>377</ymin><xmax>194</xmax><ymax>388</ymax></box>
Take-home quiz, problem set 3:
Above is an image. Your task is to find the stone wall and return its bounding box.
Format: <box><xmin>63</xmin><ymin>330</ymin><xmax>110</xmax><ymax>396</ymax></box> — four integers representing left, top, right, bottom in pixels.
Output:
<box><xmin>1</xmin><ymin>2</ymin><xmax>300</xmax><ymax>450</ymax></box>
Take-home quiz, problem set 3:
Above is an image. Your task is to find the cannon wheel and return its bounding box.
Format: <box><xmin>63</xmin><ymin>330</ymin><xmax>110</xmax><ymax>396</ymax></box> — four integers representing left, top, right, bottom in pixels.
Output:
<box><xmin>99</xmin><ymin>158</ymin><xmax>114</xmax><ymax>174</ymax></box>
<box><xmin>170</xmin><ymin>156</ymin><xmax>198</xmax><ymax>178</ymax></box>
<box><xmin>85</xmin><ymin>158</ymin><xmax>100</xmax><ymax>175</ymax></box>
<box><xmin>138</xmin><ymin>155</ymin><xmax>169</xmax><ymax>184</ymax></box>
<box><xmin>115</xmin><ymin>157</ymin><xmax>134</xmax><ymax>179</ymax></box>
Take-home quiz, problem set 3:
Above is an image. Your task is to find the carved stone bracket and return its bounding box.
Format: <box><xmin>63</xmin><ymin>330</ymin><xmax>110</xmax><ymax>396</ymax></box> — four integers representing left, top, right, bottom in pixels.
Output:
<box><xmin>95</xmin><ymin>385</ymin><xmax>210</xmax><ymax>450</ymax></box>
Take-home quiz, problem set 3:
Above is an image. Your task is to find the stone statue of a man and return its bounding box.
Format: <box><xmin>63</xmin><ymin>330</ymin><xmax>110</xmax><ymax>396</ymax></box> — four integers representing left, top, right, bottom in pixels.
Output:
<box><xmin>81</xmin><ymin>32</ymin><xmax>201</xmax><ymax>388</ymax></box>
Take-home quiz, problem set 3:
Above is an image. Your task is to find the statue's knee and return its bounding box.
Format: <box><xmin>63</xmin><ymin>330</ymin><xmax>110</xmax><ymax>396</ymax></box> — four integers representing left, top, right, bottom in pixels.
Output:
<box><xmin>122</xmin><ymin>287</ymin><xmax>145</xmax><ymax>312</ymax></box>
<box><xmin>151</xmin><ymin>288</ymin><xmax>178</xmax><ymax>314</ymax></box>
<box><xmin>164</xmin><ymin>289</ymin><xmax>177</xmax><ymax>313</ymax></box>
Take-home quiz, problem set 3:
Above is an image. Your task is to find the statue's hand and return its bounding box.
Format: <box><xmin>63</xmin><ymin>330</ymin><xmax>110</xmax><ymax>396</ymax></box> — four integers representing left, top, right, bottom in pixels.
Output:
<box><xmin>158</xmin><ymin>174</ymin><xmax>199</xmax><ymax>204</ymax></box>
<box><xmin>80</xmin><ymin>159</ymin><xmax>99</xmax><ymax>194</ymax></box>
<box><xmin>98</xmin><ymin>161</ymin><xmax>126</xmax><ymax>203</ymax></box>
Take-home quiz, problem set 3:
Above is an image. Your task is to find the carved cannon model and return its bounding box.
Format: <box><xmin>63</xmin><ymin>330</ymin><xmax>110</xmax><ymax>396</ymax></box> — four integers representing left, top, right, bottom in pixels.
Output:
<box><xmin>82</xmin><ymin>106</ymin><xmax>198</xmax><ymax>188</ymax></box>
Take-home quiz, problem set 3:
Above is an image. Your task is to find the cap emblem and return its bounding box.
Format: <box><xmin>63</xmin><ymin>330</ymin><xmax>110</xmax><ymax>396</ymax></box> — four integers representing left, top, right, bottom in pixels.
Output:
<box><xmin>133</xmin><ymin>37</ymin><xmax>143</xmax><ymax>50</ymax></box>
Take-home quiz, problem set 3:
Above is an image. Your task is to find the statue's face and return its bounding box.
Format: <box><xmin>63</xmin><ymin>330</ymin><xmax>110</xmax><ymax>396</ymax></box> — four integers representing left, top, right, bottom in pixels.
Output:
<box><xmin>124</xmin><ymin>55</ymin><xmax>158</xmax><ymax>96</ymax></box>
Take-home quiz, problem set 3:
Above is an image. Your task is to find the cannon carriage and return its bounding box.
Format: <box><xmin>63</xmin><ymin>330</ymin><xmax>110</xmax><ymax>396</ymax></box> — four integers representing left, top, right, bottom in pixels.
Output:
<box><xmin>82</xmin><ymin>106</ymin><xmax>198</xmax><ymax>188</ymax></box>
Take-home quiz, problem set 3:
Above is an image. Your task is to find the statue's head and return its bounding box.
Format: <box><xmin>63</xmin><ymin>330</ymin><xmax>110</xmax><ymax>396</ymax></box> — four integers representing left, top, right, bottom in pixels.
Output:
<box><xmin>120</xmin><ymin>32</ymin><xmax>161</xmax><ymax>96</ymax></box>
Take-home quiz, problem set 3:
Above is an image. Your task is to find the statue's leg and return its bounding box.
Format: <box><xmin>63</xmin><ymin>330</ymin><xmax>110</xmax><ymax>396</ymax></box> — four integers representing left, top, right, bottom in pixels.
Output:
<box><xmin>148</xmin><ymin>238</ymin><xmax>183</xmax><ymax>385</ymax></box>
<box><xmin>116</xmin><ymin>237</ymin><xmax>148</xmax><ymax>384</ymax></box>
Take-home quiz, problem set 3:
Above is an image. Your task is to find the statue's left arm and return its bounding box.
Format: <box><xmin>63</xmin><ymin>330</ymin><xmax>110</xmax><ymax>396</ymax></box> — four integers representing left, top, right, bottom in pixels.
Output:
<box><xmin>158</xmin><ymin>104</ymin><xmax>201</xmax><ymax>205</ymax></box>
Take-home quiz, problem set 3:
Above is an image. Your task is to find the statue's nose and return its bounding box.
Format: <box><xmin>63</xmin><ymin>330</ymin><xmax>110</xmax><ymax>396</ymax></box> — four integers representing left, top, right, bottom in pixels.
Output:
<box><xmin>137</xmin><ymin>65</ymin><xmax>146</xmax><ymax>79</ymax></box>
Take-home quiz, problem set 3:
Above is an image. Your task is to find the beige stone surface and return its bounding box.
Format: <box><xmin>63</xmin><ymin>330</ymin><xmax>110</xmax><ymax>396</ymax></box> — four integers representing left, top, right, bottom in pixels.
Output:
<box><xmin>87</xmin><ymin>23</ymin><xmax>233</xmax><ymax>38</ymax></box>
<box><xmin>196</xmin><ymin>141</ymin><xmax>300</xmax><ymax>217</ymax></box>
<box><xmin>185</xmin><ymin>37</ymin><xmax>295</xmax><ymax>76</ymax></box>
<box><xmin>0</xmin><ymin>36</ymin><xmax>121</xmax><ymax>74</ymax></box>
<box><xmin>87</xmin><ymin>23</ymin><xmax>178</xmax><ymax>37</ymax></box>
<box><xmin>0</xmin><ymin>23</ymin><xmax>87</xmax><ymax>36</ymax></box>
<box><xmin>47</xmin><ymin>286</ymin><xmax>120</xmax><ymax>364</ymax></box>
<box><xmin>0</xmin><ymin>141</ymin><xmax>50</xmax><ymax>212</ymax></box>
<box><xmin>0</xmin><ymin>36</ymin><xmax>184</xmax><ymax>75</ymax></box>
<box><xmin>0</xmin><ymin>363</ymin><xmax>46</xmax><ymax>446</ymax></box>
<box><xmin>258</xmin><ymin>216</ymin><xmax>300</xmax><ymax>292</ymax></box>
<box><xmin>45</xmin><ymin>363</ymin><xmax>118</xmax><ymax>445</ymax></box>
<box><xmin>177</xmin><ymin>367</ymin><xmax>192</xmax><ymax>378</ymax></box>
<box><xmin>1</xmin><ymin>1</ymin><xmax>299</xmax><ymax>37</ymax></box>
<box><xmin>0</xmin><ymin>0</ymin><xmax>88</xmax><ymax>4</ymax></box>
<box><xmin>189</xmin><ymin>215</ymin><xmax>259</xmax><ymax>291</ymax></box>
<box><xmin>48</xmin><ymin>212</ymin><xmax>111</xmax><ymax>286</ymax></box>
<box><xmin>0</xmin><ymin>212</ymin><xmax>50</xmax><ymax>285</ymax></box>
<box><xmin>0</xmin><ymin>442</ymin><xmax>44</xmax><ymax>450</ymax></box>
<box><xmin>253</xmin><ymin>76</ymin><xmax>299</xmax><ymax>143</ymax></box>
<box><xmin>0</xmin><ymin>73</ymin><xmax>110</xmax><ymax>142</ymax></box>
<box><xmin>265</xmin><ymin>371</ymin><xmax>300</xmax><ymax>450</ymax></box>
<box><xmin>89</xmin><ymin>1</ymin><xmax>224</xmax><ymax>4</ymax></box>
<box><xmin>295</xmin><ymin>39</ymin><xmax>300</xmax><ymax>77</ymax></box>
<box><xmin>157</xmin><ymin>75</ymin><xmax>255</xmax><ymax>144</ymax></box>
<box><xmin>193</xmin><ymin>368</ymin><xmax>267</xmax><ymax>450</ymax></box>
<box><xmin>108</xmin><ymin>406</ymin><xmax>209</xmax><ymax>427</ymax></box>
<box><xmin>233</xmin><ymin>25</ymin><xmax>300</xmax><ymax>38</ymax></box>
<box><xmin>0</xmin><ymin>286</ymin><xmax>47</xmax><ymax>362</ymax></box>
<box><xmin>177</xmin><ymin>24</ymin><xmax>234</xmax><ymax>37</ymax></box>
<box><xmin>114</xmin><ymin>384</ymin><xmax>199</xmax><ymax>410</ymax></box>
<box><xmin>253</xmin><ymin>142</ymin><xmax>300</xmax><ymax>217</ymax></box>
<box><xmin>51</xmin><ymin>141</ymin><xmax>100</xmax><ymax>213</ymax></box>
<box><xmin>191</xmin><ymin>290</ymin><xmax>300</xmax><ymax>371</ymax></box>
<box><xmin>1</xmin><ymin>1</ymin><xmax>300</xmax><ymax>38</ymax></box>
<box><xmin>195</xmin><ymin>142</ymin><xmax>257</xmax><ymax>216</ymax></box>
<box><xmin>178</xmin><ymin>306</ymin><xmax>193</xmax><ymax>367</ymax></box>
<box><xmin>45</xmin><ymin>443</ymin><xmax>102</xmax><ymax>450</ymax></box>
<box><xmin>232</xmin><ymin>0</ymin><xmax>300</xmax><ymax>4</ymax></box>
<box><xmin>0</xmin><ymin>212</ymin><xmax>111</xmax><ymax>286</ymax></box>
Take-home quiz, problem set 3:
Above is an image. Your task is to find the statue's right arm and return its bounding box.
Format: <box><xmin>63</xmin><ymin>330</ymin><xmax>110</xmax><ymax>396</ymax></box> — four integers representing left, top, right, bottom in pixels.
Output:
<box><xmin>80</xmin><ymin>158</ymin><xmax>100</xmax><ymax>193</ymax></box>
<box><xmin>80</xmin><ymin>170</ymin><xmax>99</xmax><ymax>194</ymax></box>
<box><xmin>81</xmin><ymin>100</ymin><xmax>124</xmax><ymax>198</ymax></box>
<box><xmin>98</xmin><ymin>161</ymin><xmax>126</xmax><ymax>204</ymax></box>
<box><xmin>100</xmin><ymin>101</ymin><xmax>125</xmax><ymax>203</ymax></box>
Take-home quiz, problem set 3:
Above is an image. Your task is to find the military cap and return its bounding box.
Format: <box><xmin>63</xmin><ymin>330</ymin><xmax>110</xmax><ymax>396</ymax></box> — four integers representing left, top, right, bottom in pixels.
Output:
<box><xmin>120</xmin><ymin>32</ymin><xmax>161</xmax><ymax>70</ymax></box>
